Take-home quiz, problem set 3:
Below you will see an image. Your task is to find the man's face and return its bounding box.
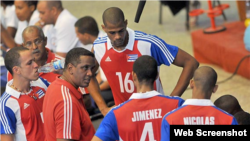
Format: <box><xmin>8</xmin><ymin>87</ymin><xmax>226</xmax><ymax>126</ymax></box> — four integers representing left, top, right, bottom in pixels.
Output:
<box><xmin>18</xmin><ymin>50</ymin><xmax>39</xmax><ymax>81</ymax></box>
<box><xmin>23</xmin><ymin>29</ymin><xmax>47</xmax><ymax>63</ymax></box>
<box><xmin>71</xmin><ymin>56</ymin><xmax>95</xmax><ymax>88</ymax></box>
<box><xmin>75</xmin><ymin>27</ymin><xmax>91</xmax><ymax>45</ymax></box>
<box><xmin>37</xmin><ymin>1</ymin><xmax>53</xmax><ymax>24</ymax></box>
<box><xmin>102</xmin><ymin>20</ymin><xmax>127</xmax><ymax>47</ymax></box>
<box><xmin>15</xmin><ymin>0</ymin><xmax>34</xmax><ymax>21</ymax></box>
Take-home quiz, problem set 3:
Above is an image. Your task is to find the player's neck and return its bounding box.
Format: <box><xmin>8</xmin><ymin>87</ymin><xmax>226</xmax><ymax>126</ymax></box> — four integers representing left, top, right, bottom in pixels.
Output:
<box><xmin>11</xmin><ymin>78</ymin><xmax>31</xmax><ymax>93</ymax></box>
<box><xmin>137</xmin><ymin>85</ymin><xmax>154</xmax><ymax>93</ymax></box>
<box><xmin>60</xmin><ymin>74</ymin><xmax>78</xmax><ymax>89</ymax></box>
<box><xmin>192</xmin><ymin>89</ymin><xmax>211</xmax><ymax>99</ymax></box>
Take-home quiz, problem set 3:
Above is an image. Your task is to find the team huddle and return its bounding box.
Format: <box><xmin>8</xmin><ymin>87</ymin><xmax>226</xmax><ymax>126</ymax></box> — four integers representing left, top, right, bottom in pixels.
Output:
<box><xmin>1</xmin><ymin>1</ymin><xmax>249</xmax><ymax>141</ymax></box>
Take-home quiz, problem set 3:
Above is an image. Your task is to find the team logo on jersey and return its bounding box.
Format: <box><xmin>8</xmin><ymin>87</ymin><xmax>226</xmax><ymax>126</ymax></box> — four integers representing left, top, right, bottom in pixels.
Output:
<box><xmin>36</xmin><ymin>89</ymin><xmax>45</xmax><ymax>98</ymax></box>
<box><xmin>24</xmin><ymin>103</ymin><xmax>30</xmax><ymax>109</ymax></box>
<box><xmin>105</xmin><ymin>56</ymin><xmax>112</xmax><ymax>62</ymax></box>
<box><xmin>127</xmin><ymin>54</ymin><xmax>138</xmax><ymax>62</ymax></box>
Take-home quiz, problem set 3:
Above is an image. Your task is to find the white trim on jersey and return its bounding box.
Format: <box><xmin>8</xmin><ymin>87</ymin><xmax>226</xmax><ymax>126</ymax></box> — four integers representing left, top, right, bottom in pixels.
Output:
<box><xmin>61</xmin><ymin>85</ymin><xmax>73</xmax><ymax>139</ymax></box>
<box><xmin>6</xmin><ymin>97</ymin><xmax>26</xmax><ymax>141</ymax></box>
<box><xmin>182</xmin><ymin>99</ymin><xmax>215</xmax><ymax>106</ymax></box>
<box><xmin>135</xmin><ymin>33</ymin><xmax>175</xmax><ymax>65</ymax></box>
<box><xmin>129</xmin><ymin>90</ymin><xmax>162</xmax><ymax>99</ymax></box>
<box><xmin>0</xmin><ymin>93</ymin><xmax>12</xmax><ymax>134</ymax></box>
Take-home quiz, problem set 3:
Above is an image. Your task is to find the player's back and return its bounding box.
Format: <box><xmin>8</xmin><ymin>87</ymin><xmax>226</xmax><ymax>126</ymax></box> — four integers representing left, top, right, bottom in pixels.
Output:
<box><xmin>165</xmin><ymin>105</ymin><xmax>237</xmax><ymax>125</ymax></box>
<box><xmin>113</xmin><ymin>93</ymin><xmax>184</xmax><ymax>141</ymax></box>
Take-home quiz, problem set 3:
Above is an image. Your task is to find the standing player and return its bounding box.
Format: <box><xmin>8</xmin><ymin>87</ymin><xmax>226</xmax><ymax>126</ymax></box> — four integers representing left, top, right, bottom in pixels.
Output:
<box><xmin>43</xmin><ymin>48</ymin><xmax>96</xmax><ymax>141</ymax></box>
<box><xmin>91</xmin><ymin>7</ymin><xmax>199</xmax><ymax>105</ymax></box>
<box><xmin>0</xmin><ymin>47</ymin><xmax>49</xmax><ymax>141</ymax></box>
<box><xmin>161</xmin><ymin>66</ymin><xmax>238</xmax><ymax>141</ymax></box>
<box><xmin>91</xmin><ymin>55</ymin><xmax>184</xmax><ymax>141</ymax></box>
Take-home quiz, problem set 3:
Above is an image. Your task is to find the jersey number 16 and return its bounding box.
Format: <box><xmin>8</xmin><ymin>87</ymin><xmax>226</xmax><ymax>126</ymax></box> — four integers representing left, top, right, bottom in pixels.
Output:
<box><xmin>116</xmin><ymin>72</ymin><xmax>135</xmax><ymax>93</ymax></box>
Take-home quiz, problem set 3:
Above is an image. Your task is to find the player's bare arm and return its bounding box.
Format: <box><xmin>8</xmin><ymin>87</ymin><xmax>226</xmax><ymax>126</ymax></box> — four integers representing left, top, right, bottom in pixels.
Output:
<box><xmin>91</xmin><ymin>136</ymin><xmax>103</xmax><ymax>141</ymax></box>
<box><xmin>86</xmin><ymin>47</ymin><xmax>111</xmax><ymax>116</ymax></box>
<box><xmin>0</xmin><ymin>134</ymin><xmax>15</xmax><ymax>141</ymax></box>
<box><xmin>171</xmin><ymin>48</ymin><xmax>199</xmax><ymax>97</ymax></box>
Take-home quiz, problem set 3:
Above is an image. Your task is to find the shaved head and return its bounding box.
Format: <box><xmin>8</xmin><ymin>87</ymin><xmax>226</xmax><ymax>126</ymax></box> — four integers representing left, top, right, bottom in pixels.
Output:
<box><xmin>193</xmin><ymin>66</ymin><xmax>217</xmax><ymax>93</ymax></box>
<box><xmin>214</xmin><ymin>94</ymin><xmax>243</xmax><ymax>115</ymax></box>
<box><xmin>102</xmin><ymin>7</ymin><xmax>125</xmax><ymax>26</ymax></box>
<box><xmin>39</xmin><ymin>0</ymin><xmax>63</xmax><ymax>10</ymax></box>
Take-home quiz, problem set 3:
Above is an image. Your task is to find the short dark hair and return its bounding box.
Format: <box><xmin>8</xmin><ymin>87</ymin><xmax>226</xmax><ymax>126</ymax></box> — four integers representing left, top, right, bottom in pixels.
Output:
<box><xmin>4</xmin><ymin>47</ymin><xmax>29</xmax><ymax>75</ymax></box>
<box><xmin>75</xmin><ymin>16</ymin><xmax>99</xmax><ymax>37</ymax></box>
<box><xmin>214</xmin><ymin>94</ymin><xmax>243</xmax><ymax>115</ymax></box>
<box><xmin>102</xmin><ymin>7</ymin><xmax>125</xmax><ymax>26</ymax></box>
<box><xmin>46</xmin><ymin>0</ymin><xmax>63</xmax><ymax>11</ymax></box>
<box><xmin>133</xmin><ymin>55</ymin><xmax>158</xmax><ymax>85</ymax></box>
<box><xmin>2</xmin><ymin>1</ymin><xmax>14</xmax><ymax>6</ymax></box>
<box><xmin>64</xmin><ymin>47</ymin><xmax>94</xmax><ymax>69</ymax></box>
<box><xmin>234</xmin><ymin>111</ymin><xmax>250</xmax><ymax>125</ymax></box>
<box><xmin>193</xmin><ymin>66</ymin><xmax>217</xmax><ymax>93</ymax></box>
<box><xmin>24</xmin><ymin>0</ymin><xmax>38</xmax><ymax>9</ymax></box>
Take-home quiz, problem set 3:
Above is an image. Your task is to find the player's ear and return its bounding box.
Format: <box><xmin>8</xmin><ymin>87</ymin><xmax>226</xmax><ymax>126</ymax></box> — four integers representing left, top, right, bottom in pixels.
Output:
<box><xmin>189</xmin><ymin>79</ymin><xmax>194</xmax><ymax>89</ymax></box>
<box><xmin>101</xmin><ymin>25</ymin><xmax>106</xmax><ymax>32</ymax></box>
<box><xmin>212</xmin><ymin>85</ymin><xmax>218</xmax><ymax>93</ymax></box>
<box><xmin>124</xmin><ymin>19</ymin><xmax>128</xmax><ymax>27</ymax></box>
<box><xmin>68</xmin><ymin>63</ymin><xmax>74</xmax><ymax>75</ymax></box>
<box><xmin>132</xmin><ymin>71</ymin><xmax>137</xmax><ymax>82</ymax></box>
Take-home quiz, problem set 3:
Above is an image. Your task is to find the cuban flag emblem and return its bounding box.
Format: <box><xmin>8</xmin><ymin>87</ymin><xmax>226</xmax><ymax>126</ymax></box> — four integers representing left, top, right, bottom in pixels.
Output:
<box><xmin>127</xmin><ymin>54</ymin><xmax>138</xmax><ymax>62</ymax></box>
<box><xmin>36</xmin><ymin>89</ymin><xmax>45</xmax><ymax>98</ymax></box>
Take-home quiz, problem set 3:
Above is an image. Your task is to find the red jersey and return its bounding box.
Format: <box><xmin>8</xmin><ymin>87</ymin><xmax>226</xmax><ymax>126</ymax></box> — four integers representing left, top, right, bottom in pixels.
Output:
<box><xmin>95</xmin><ymin>91</ymin><xmax>184</xmax><ymax>141</ymax></box>
<box><xmin>43</xmin><ymin>77</ymin><xmax>95</xmax><ymax>141</ymax></box>
<box><xmin>161</xmin><ymin>99</ymin><xmax>238</xmax><ymax>141</ymax></box>
<box><xmin>0</xmin><ymin>78</ymin><xmax>49</xmax><ymax>141</ymax></box>
<box><xmin>93</xmin><ymin>28</ymin><xmax>178</xmax><ymax>105</ymax></box>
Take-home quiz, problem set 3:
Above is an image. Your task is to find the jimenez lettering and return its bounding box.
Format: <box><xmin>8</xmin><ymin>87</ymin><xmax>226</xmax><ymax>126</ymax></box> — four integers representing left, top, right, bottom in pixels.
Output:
<box><xmin>132</xmin><ymin>109</ymin><xmax>162</xmax><ymax>122</ymax></box>
<box><xmin>174</xmin><ymin>129</ymin><xmax>247</xmax><ymax>136</ymax></box>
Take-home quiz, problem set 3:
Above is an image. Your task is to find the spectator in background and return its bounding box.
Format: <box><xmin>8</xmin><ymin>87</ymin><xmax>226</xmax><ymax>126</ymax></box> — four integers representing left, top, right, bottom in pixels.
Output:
<box><xmin>0</xmin><ymin>0</ymin><xmax>21</xmax><ymax>95</ymax></box>
<box><xmin>214</xmin><ymin>94</ymin><xmax>244</xmax><ymax>115</ymax></box>
<box><xmin>0</xmin><ymin>47</ymin><xmax>49</xmax><ymax>141</ymax></box>
<box><xmin>43</xmin><ymin>48</ymin><xmax>96</xmax><ymax>141</ymax></box>
<box><xmin>161</xmin><ymin>66</ymin><xmax>238</xmax><ymax>141</ymax></box>
<box><xmin>0</xmin><ymin>0</ymin><xmax>18</xmax><ymax>50</ymax></box>
<box><xmin>92</xmin><ymin>55</ymin><xmax>184</xmax><ymax>141</ymax></box>
<box><xmin>36</xmin><ymin>0</ymin><xmax>84</xmax><ymax>58</ymax></box>
<box><xmin>1</xmin><ymin>0</ymin><xmax>40</xmax><ymax>49</ymax></box>
<box><xmin>74</xmin><ymin>16</ymin><xmax>114</xmax><ymax>112</ymax></box>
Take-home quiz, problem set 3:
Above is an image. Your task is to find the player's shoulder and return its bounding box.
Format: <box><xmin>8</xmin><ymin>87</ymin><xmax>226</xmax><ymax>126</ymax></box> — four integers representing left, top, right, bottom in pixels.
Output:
<box><xmin>0</xmin><ymin>92</ymin><xmax>12</xmax><ymax>104</ymax></box>
<box><xmin>212</xmin><ymin>106</ymin><xmax>236</xmax><ymax>118</ymax></box>
<box><xmin>93</xmin><ymin>36</ymin><xmax>108</xmax><ymax>45</ymax></box>
<box><xmin>134</xmin><ymin>30</ymin><xmax>162</xmax><ymax>42</ymax></box>
<box><xmin>31</xmin><ymin>77</ymin><xmax>50</xmax><ymax>90</ymax></box>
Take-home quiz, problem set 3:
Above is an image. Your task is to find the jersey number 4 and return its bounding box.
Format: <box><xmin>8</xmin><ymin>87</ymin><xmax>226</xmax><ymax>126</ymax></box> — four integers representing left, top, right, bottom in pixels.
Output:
<box><xmin>140</xmin><ymin>122</ymin><xmax>156</xmax><ymax>141</ymax></box>
<box><xmin>116</xmin><ymin>72</ymin><xmax>135</xmax><ymax>93</ymax></box>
